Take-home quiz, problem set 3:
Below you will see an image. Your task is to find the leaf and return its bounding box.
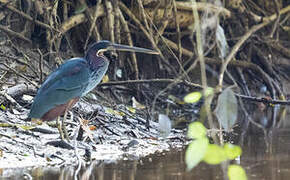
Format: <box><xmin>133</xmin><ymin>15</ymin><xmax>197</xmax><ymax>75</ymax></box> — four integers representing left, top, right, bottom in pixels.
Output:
<box><xmin>132</xmin><ymin>97</ymin><xmax>146</xmax><ymax>109</ymax></box>
<box><xmin>203</xmin><ymin>144</ymin><xmax>227</xmax><ymax>165</ymax></box>
<box><xmin>0</xmin><ymin>104</ymin><xmax>6</xmax><ymax>111</ymax></box>
<box><xmin>228</xmin><ymin>165</ymin><xmax>247</xmax><ymax>180</ymax></box>
<box><xmin>158</xmin><ymin>114</ymin><xmax>172</xmax><ymax>138</ymax></box>
<box><xmin>187</xmin><ymin>122</ymin><xmax>207</xmax><ymax>139</ymax></box>
<box><xmin>74</xmin><ymin>3</ymin><xmax>87</xmax><ymax>14</ymax></box>
<box><xmin>168</xmin><ymin>95</ymin><xmax>185</xmax><ymax>105</ymax></box>
<box><xmin>126</xmin><ymin>106</ymin><xmax>136</xmax><ymax>114</ymax></box>
<box><xmin>224</xmin><ymin>143</ymin><xmax>242</xmax><ymax>160</ymax></box>
<box><xmin>184</xmin><ymin>92</ymin><xmax>202</xmax><ymax>103</ymax></box>
<box><xmin>214</xmin><ymin>88</ymin><xmax>238</xmax><ymax>131</ymax></box>
<box><xmin>102</xmin><ymin>75</ymin><xmax>109</xmax><ymax>83</ymax></box>
<box><xmin>105</xmin><ymin>108</ymin><xmax>125</xmax><ymax>116</ymax></box>
<box><xmin>185</xmin><ymin>137</ymin><xmax>209</xmax><ymax>171</ymax></box>
<box><xmin>89</xmin><ymin>125</ymin><xmax>97</xmax><ymax>131</ymax></box>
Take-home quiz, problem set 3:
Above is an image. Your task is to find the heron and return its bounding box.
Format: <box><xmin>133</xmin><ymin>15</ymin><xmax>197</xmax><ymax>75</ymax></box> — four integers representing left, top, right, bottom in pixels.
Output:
<box><xmin>29</xmin><ymin>40</ymin><xmax>159</xmax><ymax>140</ymax></box>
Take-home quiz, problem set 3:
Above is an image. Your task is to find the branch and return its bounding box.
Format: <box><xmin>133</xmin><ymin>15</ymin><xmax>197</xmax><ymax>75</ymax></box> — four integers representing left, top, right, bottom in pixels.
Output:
<box><xmin>237</xmin><ymin>94</ymin><xmax>290</xmax><ymax>105</ymax></box>
<box><xmin>99</xmin><ymin>78</ymin><xmax>202</xmax><ymax>88</ymax></box>
<box><xmin>0</xmin><ymin>0</ymin><xmax>58</xmax><ymax>32</ymax></box>
<box><xmin>218</xmin><ymin>5</ymin><xmax>290</xmax><ymax>87</ymax></box>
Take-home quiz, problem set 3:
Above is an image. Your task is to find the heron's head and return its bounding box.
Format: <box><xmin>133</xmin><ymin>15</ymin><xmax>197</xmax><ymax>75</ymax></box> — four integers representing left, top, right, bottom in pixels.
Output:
<box><xmin>86</xmin><ymin>40</ymin><xmax>159</xmax><ymax>60</ymax></box>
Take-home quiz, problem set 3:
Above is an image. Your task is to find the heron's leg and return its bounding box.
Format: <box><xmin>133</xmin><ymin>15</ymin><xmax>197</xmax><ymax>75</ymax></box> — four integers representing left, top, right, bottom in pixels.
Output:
<box><xmin>62</xmin><ymin>109</ymin><xmax>70</xmax><ymax>141</ymax></box>
<box><xmin>57</xmin><ymin>116</ymin><xmax>65</xmax><ymax>140</ymax></box>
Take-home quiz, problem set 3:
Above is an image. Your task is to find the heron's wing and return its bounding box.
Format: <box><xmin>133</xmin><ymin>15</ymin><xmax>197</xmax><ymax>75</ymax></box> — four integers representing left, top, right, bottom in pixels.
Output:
<box><xmin>40</xmin><ymin>58</ymin><xmax>89</xmax><ymax>92</ymax></box>
<box><xmin>29</xmin><ymin>58</ymin><xmax>90</xmax><ymax>118</ymax></box>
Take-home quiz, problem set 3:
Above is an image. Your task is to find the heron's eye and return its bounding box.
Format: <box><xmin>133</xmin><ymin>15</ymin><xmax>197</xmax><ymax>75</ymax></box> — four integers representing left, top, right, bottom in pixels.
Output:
<box><xmin>97</xmin><ymin>49</ymin><xmax>106</xmax><ymax>56</ymax></box>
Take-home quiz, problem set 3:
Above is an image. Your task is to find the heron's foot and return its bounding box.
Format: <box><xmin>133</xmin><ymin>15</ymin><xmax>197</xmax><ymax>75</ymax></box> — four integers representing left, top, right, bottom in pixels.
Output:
<box><xmin>57</xmin><ymin>116</ymin><xmax>65</xmax><ymax>140</ymax></box>
<box><xmin>62</xmin><ymin>123</ymin><xmax>70</xmax><ymax>142</ymax></box>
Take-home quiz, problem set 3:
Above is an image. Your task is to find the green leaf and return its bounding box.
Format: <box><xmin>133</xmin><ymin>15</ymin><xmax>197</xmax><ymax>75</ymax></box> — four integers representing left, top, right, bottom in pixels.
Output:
<box><xmin>214</xmin><ymin>88</ymin><xmax>238</xmax><ymax>131</ymax></box>
<box><xmin>184</xmin><ymin>92</ymin><xmax>202</xmax><ymax>103</ymax></box>
<box><xmin>74</xmin><ymin>3</ymin><xmax>87</xmax><ymax>14</ymax></box>
<box><xmin>203</xmin><ymin>144</ymin><xmax>227</xmax><ymax>165</ymax></box>
<box><xmin>185</xmin><ymin>137</ymin><xmax>209</xmax><ymax>171</ymax></box>
<box><xmin>228</xmin><ymin>165</ymin><xmax>247</xmax><ymax>180</ymax></box>
<box><xmin>187</xmin><ymin>122</ymin><xmax>207</xmax><ymax>139</ymax></box>
<box><xmin>0</xmin><ymin>104</ymin><xmax>6</xmax><ymax>111</ymax></box>
<box><xmin>224</xmin><ymin>143</ymin><xmax>242</xmax><ymax>160</ymax></box>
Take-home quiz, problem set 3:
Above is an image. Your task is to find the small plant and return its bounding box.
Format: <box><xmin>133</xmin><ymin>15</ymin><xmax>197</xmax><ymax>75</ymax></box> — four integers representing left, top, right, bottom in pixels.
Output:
<box><xmin>185</xmin><ymin>122</ymin><xmax>246</xmax><ymax>180</ymax></box>
<box><xmin>184</xmin><ymin>87</ymin><xmax>247</xmax><ymax>180</ymax></box>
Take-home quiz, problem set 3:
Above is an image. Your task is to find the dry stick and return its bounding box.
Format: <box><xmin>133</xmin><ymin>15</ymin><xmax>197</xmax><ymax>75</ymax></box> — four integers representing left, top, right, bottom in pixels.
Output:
<box><xmin>99</xmin><ymin>78</ymin><xmax>202</xmax><ymax>88</ymax></box>
<box><xmin>51</xmin><ymin>5</ymin><xmax>105</xmax><ymax>46</ymax></box>
<box><xmin>37</xmin><ymin>49</ymin><xmax>44</xmax><ymax>84</ymax></box>
<box><xmin>145</xmin><ymin>13</ymin><xmax>191</xmax><ymax>81</ymax></box>
<box><xmin>0</xmin><ymin>91</ymin><xmax>22</xmax><ymax>109</ymax></box>
<box><xmin>113</xmin><ymin>1</ymin><xmax>121</xmax><ymax>44</ymax></box>
<box><xmin>63</xmin><ymin>0</ymin><xmax>68</xmax><ymax>20</ymax></box>
<box><xmin>157</xmin><ymin>0</ymin><xmax>173</xmax><ymax>41</ymax></box>
<box><xmin>218</xmin><ymin>5</ymin><xmax>290</xmax><ymax>92</ymax></box>
<box><xmin>172</xmin><ymin>0</ymin><xmax>182</xmax><ymax>63</ymax></box>
<box><xmin>136</xmin><ymin>0</ymin><xmax>150</xmax><ymax>32</ymax></box>
<box><xmin>51</xmin><ymin>13</ymin><xmax>86</xmax><ymax>43</ymax></box>
<box><xmin>84</xmin><ymin>1</ymin><xmax>103</xmax><ymax>50</ymax></box>
<box><xmin>268</xmin><ymin>40</ymin><xmax>290</xmax><ymax>59</ymax></box>
<box><xmin>105</xmin><ymin>1</ymin><xmax>115</xmax><ymax>43</ymax></box>
<box><xmin>0</xmin><ymin>52</ymin><xmax>38</xmax><ymax>77</ymax></box>
<box><xmin>120</xmin><ymin>1</ymin><xmax>143</xmax><ymax>79</ymax></box>
<box><xmin>270</xmin><ymin>0</ymin><xmax>281</xmax><ymax>38</ymax></box>
<box><xmin>0</xmin><ymin>0</ymin><xmax>58</xmax><ymax>32</ymax></box>
<box><xmin>119</xmin><ymin>2</ymin><xmax>178</xmax><ymax>76</ymax></box>
<box><xmin>152</xmin><ymin>1</ymin><xmax>172</xmax><ymax>72</ymax></box>
<box><xmin>118</xmin><ymin>8</ymin><xmax>138</xmax><ymax>75</ymax></box>
<box><xmin>175</xmin><ymin>1</ymin><xmax>231</xmax><ymax>17</ymax></box>
<box><xmin>51</xmin><ymin>1</ymin><xmax>61</xmax><ymax>53</ymax></box>
<box><xmin>0</xmin><ymin>25</ymin><xmax>32</xmax><ymax>43</ymax></box>
<box><xmin>162</xmin><ymin>36</ymin><xmax>282</xmax><ymax>96</ymax></box>
<box><xmin>237</xmin><ymin>68</ymin><xmax>251</xmax><ymax>96</ymax></box>
<box><xmin>0</xmin><ymin>62</ymin><xmax>38</xmax><ymax>88</ymax></box>
<box><xmin>236</xmin><ymin>94</ymin><xmax>290</xmax><ymax>105</ymax></box>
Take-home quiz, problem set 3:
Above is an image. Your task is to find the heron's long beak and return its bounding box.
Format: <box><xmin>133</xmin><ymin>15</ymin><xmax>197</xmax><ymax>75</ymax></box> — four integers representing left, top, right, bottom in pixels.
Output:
<box><xmin>109</xmin><ymin>43</ymin><xmax>159</xmax><ymax>55</ymax></box>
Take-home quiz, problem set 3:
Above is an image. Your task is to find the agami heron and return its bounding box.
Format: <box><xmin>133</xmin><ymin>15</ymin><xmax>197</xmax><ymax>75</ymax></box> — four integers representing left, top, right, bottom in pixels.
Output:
<box><xmin>29</xmin><ymin>40</ymin><xmax>158</xmax><ymax>140</ymax></box>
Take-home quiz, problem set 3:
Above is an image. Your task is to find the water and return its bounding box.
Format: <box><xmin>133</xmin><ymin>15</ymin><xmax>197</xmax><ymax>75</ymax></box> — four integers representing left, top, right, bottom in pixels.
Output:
<box><xmin>1</xmin><ymin>106</ymin><xmax>290</xmax><ymax>180</ymax></box>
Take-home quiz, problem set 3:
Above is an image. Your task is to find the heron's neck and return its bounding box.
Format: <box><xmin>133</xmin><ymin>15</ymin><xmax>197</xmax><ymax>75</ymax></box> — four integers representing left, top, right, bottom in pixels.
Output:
<box><xmin>85</xmin><ymin>52</ymin><xmax>109</xmax><ymax>71</ymax></box>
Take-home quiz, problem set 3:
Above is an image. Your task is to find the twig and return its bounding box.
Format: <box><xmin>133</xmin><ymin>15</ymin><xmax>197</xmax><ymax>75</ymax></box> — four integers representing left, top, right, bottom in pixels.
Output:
<box><xmin>190</xmin><ymin>0</ymin><xmax>216</xmax><ymax>143</ymax></box>
<box><xmin>118</xmin><ymin>8</ymin><xmax>138</xmax><ymax>78</ymax></box>
<box><xmin>37</xmin><ymin>49</ymin><xmax>44</xmax><ymax>84</ymax></box>
<box><xmin>99</xmin><ymin>78</ymin><xmax>202</xmax><ymax>88</ymax></box>
<box><xmin>218</xmin><ymin>5</ymin><xmax>290</xmax><ymax>88</ymax></box>
<box><xmin>136</xmin><ymin>0</ymin><xmax>150</xmax><ymax>32</ymax></box>
<box><xmin>119</xmin><ymin>1</ymin><xmax>178</xmax><ymax>75</ymax></box>
<box><xmin>0</xmin><ymin>62</ymin><xmax>38</xmax><ymax>87</ymax></box>
<box><xmin>269</xmin><ymin>0</ymin><xmax>281</xmax><ymax>38</ymax></box>
<box><xmin>105</xmin><ymin>1</ymin><xmax>115</xmax><ymax>43</ymax></box>
<box><xmin>0</xmin><ymin>52</ymin><xmax>38</xmax><ymax>76</ymax></box>
<box><xmin>0</xmin><ymin>0</ymin><xmax>58</xmax><ymax>32</ymax></box>
<box><xmin>237</xmin><ymin>94</ymin><xmax>290</xmax><ymax>105</ymax></box>
<box><xmin>0</xmin><ymin>91</ymin><xmax>22</xmax><ymax>109</ymax></box>
<box><xmin>172</xmin><ymin>0</ymin><xmax>182</xmax><ymax>62</ymax></box>
<box><xmin>175</xmin><ymin>1</ymin><xmax>231</xmax><ymax>17</ymax></box>
<box><xmin>0</xmin><ymin>25</ymin><xmax>32</xmax><ymax>43</ymax></box>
